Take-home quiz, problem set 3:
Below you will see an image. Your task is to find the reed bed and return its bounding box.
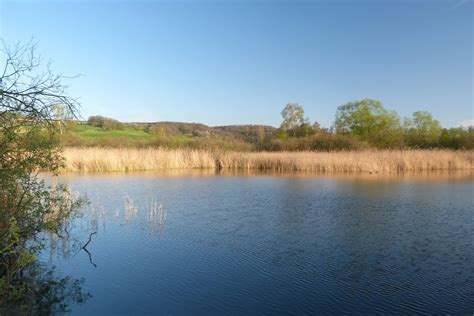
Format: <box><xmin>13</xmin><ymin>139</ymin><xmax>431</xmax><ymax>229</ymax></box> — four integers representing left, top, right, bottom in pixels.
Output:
<box><xmin>63</xmin><ymin>147</ymin><xmax>216</xmax><ymax>172</ymax></box>
<box><xmin>62</xmin><ymin>147</ymin><xmax>474</xmax><ymax>174</ymax></box>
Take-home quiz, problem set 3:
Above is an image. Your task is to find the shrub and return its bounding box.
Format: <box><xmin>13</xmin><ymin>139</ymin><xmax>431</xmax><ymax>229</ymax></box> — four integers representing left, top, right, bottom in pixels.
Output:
<box><xmin>87</xmin><ymin>116</ymin><xmax>124</xmax><ymax>130</ymax></box>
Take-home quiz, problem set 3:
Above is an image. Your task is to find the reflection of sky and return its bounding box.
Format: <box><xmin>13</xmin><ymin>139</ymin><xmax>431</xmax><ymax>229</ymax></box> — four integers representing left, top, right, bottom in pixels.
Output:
<box><xmin>45</xmin><ymin>174</ymin><xmax>474</xmax><ymax>315</ymax></box>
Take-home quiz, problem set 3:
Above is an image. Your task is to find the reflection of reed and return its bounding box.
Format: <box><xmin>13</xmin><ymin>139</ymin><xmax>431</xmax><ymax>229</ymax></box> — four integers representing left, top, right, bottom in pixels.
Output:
<box><xmin>90</xmin><ymin>189</ymin><xmax>107</xmax><ymax>233</ymax></box>
<box><xmin>81</xmin><ymin>191</ymin><xmax>167</xmax><ymax>236</ymax></box>
<box><xmin>114</xmin><ymin>208</ymin><xmax>120</xmax><ymax>220</ymax></box>
<box><xmin>123</xmin><ymin>195</ymin><xmax>138</xmax><ymax>223</ymax></box>
<box><xmin>44</xmin><ymin>185</ymin><xmax>82</xmax><ymax>263</ymax></box>
<box><xmin>147</xmin><ymin>197</ymin><xmax>166</xmax><ymax>235</ymax></box>
<box><xmin>47</xmin><ymin>230</ymin><xmax>75</xmax><ymax>263</ymax></box>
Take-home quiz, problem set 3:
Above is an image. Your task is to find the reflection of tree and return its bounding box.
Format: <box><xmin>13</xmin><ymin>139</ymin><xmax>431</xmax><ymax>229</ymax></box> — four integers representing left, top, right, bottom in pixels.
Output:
<box><xmin>1</xmin><ymin>262</ymin><xmax>91</xmax><ymax>315</ymax></box>
<box><xmin>81</xmin><ymin>232</ymin><xmax>98</xmax><ymax>268</ymax></box>
<box><xmin>1</xmin><ymin>206</ymin><xmax>93</xmax><ymax>313</ymax></box>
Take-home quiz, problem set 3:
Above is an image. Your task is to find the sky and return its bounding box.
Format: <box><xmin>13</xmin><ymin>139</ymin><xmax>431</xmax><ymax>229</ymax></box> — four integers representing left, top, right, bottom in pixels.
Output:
<box><xmin>0</xmin><ymin>0</ymin><xmax>472</xmax><ymax>128</ymax></box>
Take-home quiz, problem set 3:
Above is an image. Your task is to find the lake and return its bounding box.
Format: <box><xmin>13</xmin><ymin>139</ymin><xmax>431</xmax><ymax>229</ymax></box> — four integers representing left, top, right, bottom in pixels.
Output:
<box><xmin>46</xmin><ymin>172</ymin><xmax>474</xmax><ymax>315</ymax></box>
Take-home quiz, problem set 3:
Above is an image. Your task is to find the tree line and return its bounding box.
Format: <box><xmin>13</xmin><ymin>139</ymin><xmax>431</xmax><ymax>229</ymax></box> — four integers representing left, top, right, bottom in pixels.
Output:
<box><xmin>80</xmin><ymin>100</ymin><xmax>472</xmax><ymax>151</ymax></box>
<box><xmin>269</xmin><ymin>100</ymin><xmax>473</xmax><ymax>151</ymax></box>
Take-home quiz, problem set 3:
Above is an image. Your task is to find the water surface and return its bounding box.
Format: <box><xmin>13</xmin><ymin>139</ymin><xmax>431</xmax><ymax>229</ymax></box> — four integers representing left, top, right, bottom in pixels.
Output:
<box><xmin>48</xmin><ymin>172</ymin><xmax>474</xmax><ymax>315</ymax></box>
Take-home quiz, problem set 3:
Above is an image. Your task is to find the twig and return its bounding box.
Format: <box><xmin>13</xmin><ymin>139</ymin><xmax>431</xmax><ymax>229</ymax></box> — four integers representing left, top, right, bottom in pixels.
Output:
<box><xmin>81</xmin><ymin>231</ymin><xmax>97</xmax><ymax>268</ymax></box>
<box><xmin>81</xmin><ymin>231</ymin><xmax>96</xmax><ymax>249</ymax></box>
<box><xmin>82</xmin><ymin>246</ymin><xmax>97</xmax><ymax>268</ymax></box>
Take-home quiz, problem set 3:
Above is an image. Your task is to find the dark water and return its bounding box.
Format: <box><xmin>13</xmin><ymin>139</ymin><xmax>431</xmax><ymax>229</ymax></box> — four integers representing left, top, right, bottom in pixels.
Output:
<box><xmin>47</xmin><ymin>173</ymin><xmax>473</xmax><ymax>315</ymax></box>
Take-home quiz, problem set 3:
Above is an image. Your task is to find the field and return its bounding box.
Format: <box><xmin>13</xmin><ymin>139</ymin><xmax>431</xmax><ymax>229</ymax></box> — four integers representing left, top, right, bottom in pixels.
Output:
<box><xmin>60</xmin><ymin>123</ymin><xmax>255</xmax><ymax>150</ymax></box>
<box><xmin>62</xmin><ymin>123</ymin><xmax>168</xmax><ymax>146</ymax></box>
<box><xmin>62</xmin><ymin>148</ymin><xmax>473</xmax><ymax>173</ymax></box>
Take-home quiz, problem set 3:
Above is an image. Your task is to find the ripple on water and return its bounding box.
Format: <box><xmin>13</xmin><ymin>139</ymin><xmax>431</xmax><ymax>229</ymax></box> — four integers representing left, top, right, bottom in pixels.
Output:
<box><xmin>51</xmin><ymin>174</ymin><xmax>474</xmax><ymax>315</ymax></box>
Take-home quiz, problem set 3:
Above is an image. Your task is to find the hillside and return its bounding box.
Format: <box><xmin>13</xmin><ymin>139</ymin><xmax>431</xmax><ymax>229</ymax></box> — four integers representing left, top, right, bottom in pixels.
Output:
<box><xmin>61</xmin><ymin>120</ymin><xmax>277</xmax><ymax>150</ymax></box>
<box><xmin>60</xmin><ymin>113</ymin><xmax>474</xmax><ymax>151</ymax></box>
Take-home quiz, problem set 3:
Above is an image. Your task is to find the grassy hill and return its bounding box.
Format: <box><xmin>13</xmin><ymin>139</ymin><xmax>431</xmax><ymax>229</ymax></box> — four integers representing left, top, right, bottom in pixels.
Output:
<box><xmin>61</xmin><ymin>121</ymin><xmax>277</xmax><ymax>150</ymax></box>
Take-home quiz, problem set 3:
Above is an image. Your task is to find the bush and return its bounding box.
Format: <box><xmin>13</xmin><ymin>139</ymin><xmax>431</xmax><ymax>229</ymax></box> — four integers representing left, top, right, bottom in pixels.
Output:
<box><xmin>439</xmin><ymin>128</ymin><xmax>474</xmax><ymax>149</ymax></box>
<box><xmin>1</xmin><ymin>41</ymin><xmax>89</xmax><ymax>312</ymax></box>
<box><xmin>87</xmin><ymin>116</ymin><xmax>124</xmax><ymax>130</ymax></box>
<box><xmin>261</xmin><ymin>132</ymin><xmax>369</xmax><ymax>151</ymax></box>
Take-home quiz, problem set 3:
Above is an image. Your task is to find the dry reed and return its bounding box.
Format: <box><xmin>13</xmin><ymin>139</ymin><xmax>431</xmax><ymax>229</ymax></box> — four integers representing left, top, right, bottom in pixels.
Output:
<box><xmin>62</xmin><ymin>147</ymin><xmax>474</xmax><ymax>174</ymax></box>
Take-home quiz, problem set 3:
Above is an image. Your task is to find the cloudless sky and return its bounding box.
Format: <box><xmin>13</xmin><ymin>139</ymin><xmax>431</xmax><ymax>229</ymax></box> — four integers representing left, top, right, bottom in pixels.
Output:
<box><xmin>1</xmin><ymin>0</ymin><xmax>472</xmax><ymax>127</ymax></box>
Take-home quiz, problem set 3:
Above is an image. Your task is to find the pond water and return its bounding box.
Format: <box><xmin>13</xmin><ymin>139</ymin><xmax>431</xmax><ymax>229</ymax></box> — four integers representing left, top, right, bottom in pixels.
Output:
<box><xmin>46</xmin><ymin>172</ymin><xmax>473</xmax><ymax>315</ymax></box>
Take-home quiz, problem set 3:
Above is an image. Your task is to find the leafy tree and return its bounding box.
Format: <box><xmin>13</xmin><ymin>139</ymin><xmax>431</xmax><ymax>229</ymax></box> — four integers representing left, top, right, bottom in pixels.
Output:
<box><xmin>404</xmin><ymin>111</ymin><xmax>442</xmax><ymax>148</ymax></box>
<box><xmin>0</xmin><ymin>41</ymin><xmax>89</xmax><ymax>312</ymax></box>
<box><xmin>335</xmin><ymin>98</ymin><xmax>402</xmax><ymax>148</ymax></box>
<box><xmin>294</xmin><ymin>122</ymin><xmax>314</xmax><ymax>137</ymax></box>
<box><xmin>88</xmin><ymin>115</ymin><xmax>124</xmax><ymax>130</ymax></box>
<box><xmin>439</xmin><ymin>127</ymin><xmax>474</xmax><ymax>149</ymax></box>
<box><xmin>280</xmin><ymin>103</ymin><xmax>308</xmax><ymax>136</ymax></box>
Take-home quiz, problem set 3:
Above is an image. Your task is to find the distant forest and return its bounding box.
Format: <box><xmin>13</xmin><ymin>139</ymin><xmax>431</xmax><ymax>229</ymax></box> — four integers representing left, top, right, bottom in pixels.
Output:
<box><xmin>61</xmin><ymin>99</ymin><xmax>473</xmax><ymax>151</ymax></box>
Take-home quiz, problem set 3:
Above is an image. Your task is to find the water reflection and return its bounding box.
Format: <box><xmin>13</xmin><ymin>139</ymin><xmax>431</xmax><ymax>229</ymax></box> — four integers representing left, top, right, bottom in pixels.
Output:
<box><xmin>57</xmin><ymin>168</ymin><xmax>474</xmax><ymax>182</ymax></box>
<box><xmin>2</xmin><ymin>207</ymin><xmax>91</xmax><ymax>314</ymax></box>
<box><xmin>147</xmin><ymin>197</ymin><xmax>167</xmax><ymax>235</ymax></box>
<box><xmin>85</xmin><ymin>191</ymin><xmax>167</xmax><ymax>237</ymax></box>
<box><xmin>49</xmin><ymin>172</ymin><xmax>473</xmax><ymax>315</ymax></box>
<box><xmin>0</xmin><ymin>263</ymin><xmax>91</xmax><ymax>315</ymax></box>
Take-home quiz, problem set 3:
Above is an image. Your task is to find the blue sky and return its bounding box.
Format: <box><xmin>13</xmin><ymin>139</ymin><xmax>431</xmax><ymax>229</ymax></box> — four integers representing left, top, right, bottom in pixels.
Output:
<box><xmin>1</xmin><ymin>0</ymin><xmax>472</xmax><ymax>127</ymax></box>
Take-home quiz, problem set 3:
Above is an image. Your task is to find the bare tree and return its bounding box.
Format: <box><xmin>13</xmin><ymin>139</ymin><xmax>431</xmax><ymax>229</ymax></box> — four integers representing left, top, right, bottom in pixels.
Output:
<box><xmin>0</xmin><ymin>40</ymin><xmax>79</xmax><ymax>124</ymax></box>
<box><xmin>0</xmin><ymin>40</ymin><xmax>81</xmax><ymax>173</ymax></box>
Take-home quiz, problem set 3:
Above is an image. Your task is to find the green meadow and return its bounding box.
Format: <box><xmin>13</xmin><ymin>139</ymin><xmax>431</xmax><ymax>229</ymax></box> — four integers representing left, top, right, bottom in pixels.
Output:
<box><xmin>61</xmin><ymin>122</ymin><xmax>253</xmax><ymax>150</ymax></box>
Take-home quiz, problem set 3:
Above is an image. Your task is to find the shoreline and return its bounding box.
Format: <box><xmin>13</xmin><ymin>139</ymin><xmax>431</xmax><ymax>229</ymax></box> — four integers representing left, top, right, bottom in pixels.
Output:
<box><xmin>61</xmin><ymin>147</ymin><xmax>474</xmax><ymax>174</ymax></box>
<box><xmin>53</xmin><ymin>169</ymin><xmax>474</xmax><ymax>185</ymax></box>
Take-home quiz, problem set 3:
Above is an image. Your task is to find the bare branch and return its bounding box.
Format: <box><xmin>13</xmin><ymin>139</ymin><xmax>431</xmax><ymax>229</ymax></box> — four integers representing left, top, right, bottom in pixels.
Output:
<box><xmin>0</xmin><ymin>40</ymin><xmax>80</xmax><ymax>122</ymax></box>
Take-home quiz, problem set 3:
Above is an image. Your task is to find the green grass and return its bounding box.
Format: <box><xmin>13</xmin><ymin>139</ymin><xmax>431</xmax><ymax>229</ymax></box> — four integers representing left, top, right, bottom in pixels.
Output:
<box><xmin>72</xmin><ymin>124</ymin><xmax>155</xmax><ymax>139</ymax></box>
<box><xmin>61</xmin><ymin>123</ymin><xmax>252</xmax><ymax>150</ymax></box>
<box><xmin>60</xmin><ymin>124</ymin><xmax>160</xmax><ymax>147</ymax></box>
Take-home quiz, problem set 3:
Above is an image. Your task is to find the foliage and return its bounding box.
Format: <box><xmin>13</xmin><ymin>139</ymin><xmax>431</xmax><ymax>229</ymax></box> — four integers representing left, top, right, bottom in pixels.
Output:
<box><xmin>61</xmin><ymin>122</ymin><xmax>255</xmax><ymax>151</ymax></box>
<box><xmin>280</xmin><ymin>103</ymin><xmax>308</xmax><ymax>136</ymax></box>
<box><xmin>59</xmin><ymin>115</ymin><xmax>474</xmax><ymax>152</ymax></box>
<box><xmin>404</xmin><ymin>111</ymin><xmax>443</xmax><ymax>148</ymax></box>
<box><xmin>0</xmin><ymin>40</ymin><xmax>88</xmax><ymax>313</ymax></box>
<box><xmin>335</xmin><ymin>98</ymin><xmax>403</xmax><ymax>148</ymax></box>
<box><xmin>262</xmin><ymin>132</ymin><xmax>369</xmax><ymax>151</ymax></box>
<box><xmin>439</xmin><ymin>127</ymin><xmax>474</xmax><ymax>149</ymax></box>
<box><xmin>88</xmin><ymin>115</ymin><xmax>124</xmax><ymax>130</ymax></box>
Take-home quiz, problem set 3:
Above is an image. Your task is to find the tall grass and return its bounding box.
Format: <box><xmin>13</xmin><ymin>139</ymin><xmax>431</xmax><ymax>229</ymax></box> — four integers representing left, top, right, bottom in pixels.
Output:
<box><xmin>63</xmin><ymin>148</ymin><xmax>216</xmax><ymax>172</ymax></box>
<box><xmin>62</xmin><ymin>147</ymin><xmax>473</xmax><ymax>174</ymax></box>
